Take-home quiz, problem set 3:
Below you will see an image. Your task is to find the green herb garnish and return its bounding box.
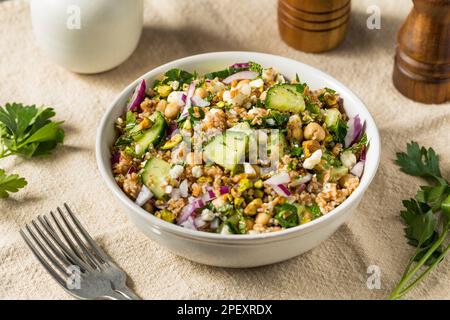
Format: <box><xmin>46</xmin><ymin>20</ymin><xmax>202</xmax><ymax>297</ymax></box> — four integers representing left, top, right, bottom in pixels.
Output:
<box><xmin>0</xmin><ymin>169</ymin><xmax>27</xmax><ymax>199</ymax></box>
<box><xmin>274</xmin><ymin>203</ymin><xmax>299</xmax><ymax>228</ymax></box>
<box><xmin>389</xmin><ymin>142</ymin><xmax>450</xmax><ymax>300</ymax></box>
<box><xmin>328</xmin><ymin>117</ymin><xmax>347</xmax><ymax>144</ymax></box>
<box><xmin>0</xmin><ymin>103</ymin><xmax>65</xmax><ymax>158</ymax></box>
<box><xmin>0</xmin><ymin>103</ymin><xmax>65</xmax><ymax>198</ymax></box>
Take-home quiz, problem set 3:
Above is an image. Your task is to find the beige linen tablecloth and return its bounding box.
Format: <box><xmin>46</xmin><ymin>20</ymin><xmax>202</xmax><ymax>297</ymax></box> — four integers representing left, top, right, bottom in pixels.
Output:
<box><xmin>1</xmin><ymin>0</ymin><xmax>449</xmax><ymax>300</ymax></box>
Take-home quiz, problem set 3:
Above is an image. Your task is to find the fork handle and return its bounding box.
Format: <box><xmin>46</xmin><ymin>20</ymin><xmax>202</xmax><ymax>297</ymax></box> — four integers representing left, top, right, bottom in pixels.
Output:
<box><xmin>102</xmin><ymin>290</ymin><xmax>133</xmax><ymax>300</ymax></box>
<box><xmin>114</xmin><ymin>285</ymin><xmax>142</xmax><ymax>300</ymax></box>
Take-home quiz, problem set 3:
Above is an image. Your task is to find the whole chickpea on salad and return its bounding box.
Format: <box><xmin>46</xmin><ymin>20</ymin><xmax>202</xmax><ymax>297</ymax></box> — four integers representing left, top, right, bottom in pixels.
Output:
<box><xmin>111</xmin><ymin>62</ymin><xmax>368</xmax><ymax>235</ymax></box>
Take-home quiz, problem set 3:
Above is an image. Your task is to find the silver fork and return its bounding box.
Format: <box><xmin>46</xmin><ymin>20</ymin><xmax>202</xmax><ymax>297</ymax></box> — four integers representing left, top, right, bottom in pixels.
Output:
<box><xmin>20</xmin><ymin>203</ymin><xmax>141</xmax><ymax>300</ymax></box>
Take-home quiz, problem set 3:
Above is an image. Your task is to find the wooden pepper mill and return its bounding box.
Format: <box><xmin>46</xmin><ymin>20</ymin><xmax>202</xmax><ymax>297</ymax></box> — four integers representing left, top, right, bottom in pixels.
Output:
<box><xmin>393</xmin><ymin>0</ymin><xmax>450</xmax><ymax>104</ymax></box>
<box><xmin>278</xmin><ymin>0</ymin><xmax>351</xmax><ymax>53</ymax></box>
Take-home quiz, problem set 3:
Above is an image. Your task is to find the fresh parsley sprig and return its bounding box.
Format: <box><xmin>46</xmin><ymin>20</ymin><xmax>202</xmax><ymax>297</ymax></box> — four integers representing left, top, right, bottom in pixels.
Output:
<box><xmin>0</xmin><ymin>103</ymin><xmax>65</xmax><ymax>198</ymax></box>
<box><xmin>0</xmin><ymin>103</ymin><xmax>65</xmax><ymax>158</ymax></box>
<box><xmin>0</xmin><ymin>169</ymin><xmax>27</xmax><ymax>198</ymax></box>
<box><xmin>390</xmin><ymin>142</ymin><xmax>450</xmax><ymax>300</ymax></box>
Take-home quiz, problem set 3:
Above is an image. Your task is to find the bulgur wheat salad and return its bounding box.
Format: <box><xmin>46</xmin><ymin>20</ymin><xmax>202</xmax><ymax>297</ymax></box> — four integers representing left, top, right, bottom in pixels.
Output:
<box><xmin>111</xmin><ymin>62</ymin><xmax>368</xmax><ymax>234</ymax></box>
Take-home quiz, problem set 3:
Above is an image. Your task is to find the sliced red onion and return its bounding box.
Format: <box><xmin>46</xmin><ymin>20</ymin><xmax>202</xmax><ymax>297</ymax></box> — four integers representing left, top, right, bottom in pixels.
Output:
<box><xmin>264</xmin><ymin>171</ymin><xmax>291</xmax><ymax>185</ymax></box>
<box><xmin>127</xmin><ymin>165</ymin><xmax>138</xmax><ymax>175</ymax></box>
<box><xmin>351</xmin><ymin>161</ymin><xmax>365</xmax><ymax>178</ymax></box>
<box><xmin>230</xmin><ymin>62</ymin><xmax>250</xmax><ymax>69</ymax></box>
<box><xmin>298</xmin><ymin>184</ymin><xmax>307</xmax><ymax>193</ymax></box>
<box><xmin>219</xmin><ymin>186</ymin><xmax>230</xmax><ymax>195</ymax></box>
<box><xmin>167</xmin><ymin>122</ymin><xmax>178</xmax><ymax>137</ymax></box>
<box><xmin>202</xmin><ymin>188</ymin><xmax>217</xmax><ymax>202</ymax></box>
<box><xmin>344</xmin><ymin>115</ymin><xmax>363</xmax><ymax>147</ymax></box>
<box><xmin>179</xmin><ymin>179</ymin><xmax>189</xmax><ymax>198</ymax></box>
<box><xmin>277</xmin><ymin>184</ymin><xmax>292</xmax><ymax>196</ymax></box>
<box><xmin>191</xmin><ymin>95</ymin><xmax>210</xmax><ymax>107</ymax></box>
<box><xmin>360</xmin><ymin>145</ymin><xmax>367</xmax><ymax>161</ymax></box>
<box><xmin>135</xmin><ymin>186</ymin><xmax>153</xmax><ymax>207</ymax></box>
<box><xmin>126</xmin><ymin>79</ymin><xmax>146</xmax><ymax>112</ymax></box>
<box><xmin>180</xmin><ymin>217</ymin><xmax>197</xmax><ymax>230</ymax></box>
<box><xmin>180</xmin><ymin>81</ymin><xmax>197</xmax><ymax>119</ymax></box>
<box><xmin>177</xmin><ymin>198</ymin><xmax>205</xmax><ymax>224</ymax></box>
<box><xmin>223</xmin><ymin>71</ymin><xmax>259</xmax><ymax>84</ymax></box>
<box><xmin>291</xmin><ymin>173</ymin><xmax>312</xmax><ymax>187</ymax></box>
<box><xmin>111</xmin><ymin>152</ymin><xmax>120</xmax><ymax>165</ymax></box>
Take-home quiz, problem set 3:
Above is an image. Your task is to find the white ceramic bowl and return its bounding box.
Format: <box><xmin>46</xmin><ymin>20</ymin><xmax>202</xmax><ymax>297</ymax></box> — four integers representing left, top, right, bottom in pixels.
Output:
<box><xmin>96</xmin><ymin>52</ymin><xmax>380</xmax><ymax>268</ymax></box>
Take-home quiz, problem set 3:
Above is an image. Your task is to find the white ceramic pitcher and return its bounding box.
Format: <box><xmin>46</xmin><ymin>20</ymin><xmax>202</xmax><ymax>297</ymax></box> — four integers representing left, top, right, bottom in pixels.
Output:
<box><xmin>30</xmin><ymin>0</ymin><xmax>144</xmax><ymax>74</ymax></box>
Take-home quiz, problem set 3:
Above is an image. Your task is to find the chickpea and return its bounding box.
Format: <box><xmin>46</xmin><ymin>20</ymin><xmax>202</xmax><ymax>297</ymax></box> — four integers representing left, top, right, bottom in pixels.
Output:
<box><xmin>164</xmin><ymin>102</ymin><xmax>181</xmax><ymax>119</ymax></box>
<box><xmin>332</xmin><ymin>143</ymin><xmax>343</xmax><ymax>156</ymax></box>
<box><xmin>244</xmin><ymin>198</ymin><xmax>263</xmax><ymax>216</ymax></box>
<box><xmin>287</xmin><ymin>115</ymin><xmax>303</xmax><ymax>142</ymax></box>
<box><xmin>255</xmin><ymin>212</ymin><xmax>271</xmax><ymax>225</ymax></box>
<box><xmin>156</xmin><ymin>99</ymin><xmax>167</xmax><ymax>113</ymax></box>
<box><xmin>339</xmin><ymin>174</ymin><xmax>359</xmax><ymax>188</ymax></box>
<box><xmin>304</xmin><ymin>122</ymin><xmax>326</xmax><ymax>141</ymax></box>
<box><xmin>194</xmin><ymin>87</ymin><xmax>207</xmax><ymax>99</ymax></box>
<box><xmin>302</xmin><ymin>140</ymin><xmax>322</xmax><ymax>157</ymax></box>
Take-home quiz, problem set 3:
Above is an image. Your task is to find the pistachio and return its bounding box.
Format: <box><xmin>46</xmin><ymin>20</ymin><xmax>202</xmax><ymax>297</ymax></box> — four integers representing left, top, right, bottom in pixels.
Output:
<box><xmin>244</xmin><ymin>198</ymin><xmax>263</xmax><ymax>216</ymax></box>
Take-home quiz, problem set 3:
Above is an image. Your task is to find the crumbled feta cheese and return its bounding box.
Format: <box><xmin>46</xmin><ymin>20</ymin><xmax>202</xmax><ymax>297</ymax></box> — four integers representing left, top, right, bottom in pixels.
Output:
<box><xmin>167</xmin><ymin>91</ymin><xmax>185</xmax><ymax>106</ymax></box>
<box><xmin>171</xmin><ymin>141</ymin><xmax>188</xmax><ymax>164</ymax></box>
<box><xmin>192</xmin><ymin>166</ymin><xmax>203</xmax><ymax>178</ymax></box>
<box><xmin>221</xmin><ymin>224</ymin><xmax>233</xmax><ymax>235</ymax></box>
<box><xmin>170</xmin><ymin>80</ymin><xmax>180</xmax><ymax>90</ymax></box>
<box><xmin>239</xmin><ymin>83</ymin><xmax>252</xmax><ymax>96</ymax></box>
<box><xmin>340</xmin><ymin>151</ymin><xmax>357</xmax><ymax>169</ymax></box>
<box><xmin>169</xmin><ymin>165</ymin><xmax>184</xmax><ymax>180</ymax></box>
<box><xmin>249</xmin><ymin>78</ymin><xmax>264</xmax><ymax>88</ymax></box>
<box><xmin>266</xmin><ymin>118</ymin><xmax>275</xmax><ymax>126</ymax></box>
<box><xmin>165</xmin><ymin>185</ymin><xmax>173</xmax><ymax>194</ymax></box>
<box><xmin>201</xmin><ymin>209</ymin><xmax>215</xmax><ymax>221</ymax></box>
<box><xmin>222</xmin><ymin>90</ymin><xmax>232</xmax><ymax>102</ymax></box>
<box><xmin>303</xmin><ymin>149</ymin><xmax>323</xmax><ymax>170</ymax></box>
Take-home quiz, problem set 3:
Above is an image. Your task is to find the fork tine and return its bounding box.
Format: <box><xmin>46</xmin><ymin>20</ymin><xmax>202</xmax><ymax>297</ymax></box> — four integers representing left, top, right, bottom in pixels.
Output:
<box><xmin>49</xmin><ymin>210</ymin><xmax>95</xmax><ymax>268</ymax></box>
<box><xmin>56</xmin><ymin>207</ymin><xmax>103</xmax><ymax>269</ymax></box>
<box><xmin>31</xmin><ymin>219</ymin><xmax>71</xmax><ymax>268</ymax></box>
<box><xmin>64</xmin><ymin>203</ymin><xmax>109</xmax><ymax>263</ymax></box>
<box><xmin>38</xmin><ymin>215</ymin><xmax>93</xmax><ymax>272</ymax></box>
<box><xmin>22</xmin><ymin>225</ymin><xmax>69</xmax><ymax>277</ymax></box>
<box><xmin>20</xmin><ymin>230</ymin><xmax>67</xmax><ymax>288</ymax></box>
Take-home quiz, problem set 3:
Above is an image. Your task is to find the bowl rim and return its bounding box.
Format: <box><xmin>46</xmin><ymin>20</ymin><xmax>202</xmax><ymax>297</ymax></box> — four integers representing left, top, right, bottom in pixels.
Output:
<box><xmin>96</xmin><ymin>51</ymin><xmax>381</xmax><ymax>243</ymax></box>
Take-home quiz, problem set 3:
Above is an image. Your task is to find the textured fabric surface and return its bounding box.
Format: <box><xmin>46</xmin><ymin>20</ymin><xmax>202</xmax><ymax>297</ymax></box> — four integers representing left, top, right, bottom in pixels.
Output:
<box><xmin>0</xmin><ymin>0</ymin><xmax>449</xmax><ymax>300</ymax></box>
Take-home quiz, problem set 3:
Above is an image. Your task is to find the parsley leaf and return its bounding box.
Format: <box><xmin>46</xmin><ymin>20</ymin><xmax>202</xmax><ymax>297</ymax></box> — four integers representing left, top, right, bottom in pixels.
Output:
<box><xmin>328</xmin><ymin>117</ymin><xmax>348</xmax><ymax>144</ymax></box>
<box><xmin>400</xmin><ymin>199</ymin><xmax>436</xmax><ymax>245</ymax></box>
<box><xmin>163</xmin><ymin>68</ymin><xmax>195</xmax><ymax>86</ymax></box>
<box><xmin>347</xmin><ymin>133</ymin><xmax>368</xmax><ymax>153</ymax></box>
<box><xmin>248</xmin><ymin>61</ymin><xmax>263</xmax><ymax>74</ymax></box>
<box><xmin>390</xmin><ymin>142</ymin><xmax>450</xmax><ymax>300</ymax></box>
<box><xmin>274</xmin><ymin>203</ymin><xmax>299</xmax><ymax>228</ymax></box>
<box><xmin>0</xmin><ymin>169</ymin><xmax>27</xmax><ymax>198</ymax></box>
<box><xmin>0</xmin><ymin>103</ymin><xmax>64</xmax><ymax>158</ymax></box>
<box><xmin>395</xmin><ymin>141</ymin><xmax>443</xmax><ymax>183</ymax></box>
